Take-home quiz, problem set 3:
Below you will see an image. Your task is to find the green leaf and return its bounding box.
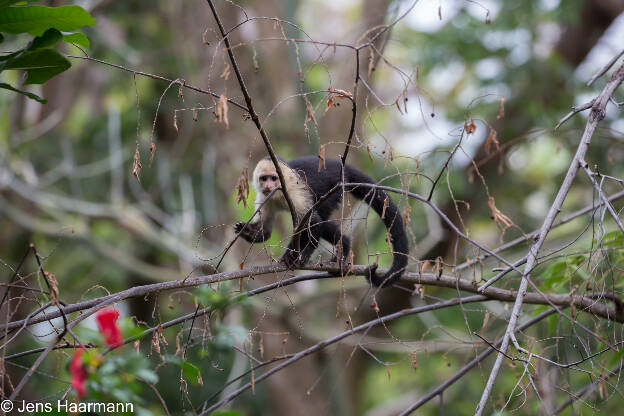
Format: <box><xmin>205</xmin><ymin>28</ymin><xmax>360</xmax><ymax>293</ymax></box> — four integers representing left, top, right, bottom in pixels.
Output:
<box><xmin>212</xmin><ymin>411</ymin><xmax>243</xmax><ymax>416</ymax></box>
<box><xmin>62</xmin><ymin>32</ymin><xmax>89</xmax><ymax>48</ymax></box>
<box><xmin>182</xmin><ymin>361</ymin><xmax>202</xmax><ymax>385</ymax></box>
<box><xmin>28</xmin><ymin>27</ymin><xmax>61</xmax><ymax>49</ymax></box>
<box><xmin>0</xmin><ymin>5</ymin><xmax>96</xmax><ymax>36</ymax></box>
<box><xmin>3</xmin><ymin>47</ymin><xmax>70</xmax><ymax>84</ymax></box>
<box><xmin>0</xmin><ymin>81</ymin><xmax>46</xmax><ymax>102</ymax></box>
<box><xmin>0</xmin><ymin>1</ymin><xmax>35</xmax><ymax>9</ymax></box>
<box><xmin>602</xmin><ymin>230</ymin><xmax>624</xmax><ymax>247</ymax></box>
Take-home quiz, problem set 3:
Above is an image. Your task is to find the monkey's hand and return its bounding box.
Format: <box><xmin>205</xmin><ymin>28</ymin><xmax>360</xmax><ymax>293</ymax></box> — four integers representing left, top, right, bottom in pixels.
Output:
<box><xmin>234</xmin><ymin>221</ymin><xmax>247</xmax><ymax>234</ymax></box>
<box><xmin>234</xmin><ymin>221</ymin><xmax>255</xmax><ymax>243</ymax></box>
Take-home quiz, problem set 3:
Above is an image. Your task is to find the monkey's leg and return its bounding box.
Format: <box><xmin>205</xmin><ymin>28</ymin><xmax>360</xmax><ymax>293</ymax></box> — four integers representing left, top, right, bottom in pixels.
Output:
<box><xmin>320</xmin><ymin>221</ymin><xmax>351</xmax><ymax>262</ymax></box>
<box><xmin>281</xmin><ymin>212</ymin><xmax>322</xmax><ymax>268</ymax></box>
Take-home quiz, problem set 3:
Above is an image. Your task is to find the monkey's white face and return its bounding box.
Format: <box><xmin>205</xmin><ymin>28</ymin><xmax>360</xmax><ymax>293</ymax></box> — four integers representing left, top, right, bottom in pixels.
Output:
<box><xmin>258</xmin><ymin>172</ymin><xmax>280</xmax><ymax>196</ymax></box>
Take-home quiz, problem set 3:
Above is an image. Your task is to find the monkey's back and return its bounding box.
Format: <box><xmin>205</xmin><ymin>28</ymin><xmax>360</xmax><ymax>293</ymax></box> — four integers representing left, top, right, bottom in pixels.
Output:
<box><xmin>288</xmin><ymin>156</ymin><xmax>346</xmax><ymax>220</ymax></box>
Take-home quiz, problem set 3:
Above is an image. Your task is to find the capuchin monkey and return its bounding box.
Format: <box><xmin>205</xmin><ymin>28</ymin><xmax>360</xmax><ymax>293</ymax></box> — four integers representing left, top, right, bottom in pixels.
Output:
<box><xmin>234</xmin><ymin>156</ymin><xmax>409</xmax><ymax>287</ymax></box>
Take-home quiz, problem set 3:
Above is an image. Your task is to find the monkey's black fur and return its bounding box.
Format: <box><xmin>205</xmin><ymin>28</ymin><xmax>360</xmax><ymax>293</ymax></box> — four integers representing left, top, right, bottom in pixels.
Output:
<box><xmin>237</xmin><ymin>156</ymin><xmax>409</xmax><ymax>287</ymax></box>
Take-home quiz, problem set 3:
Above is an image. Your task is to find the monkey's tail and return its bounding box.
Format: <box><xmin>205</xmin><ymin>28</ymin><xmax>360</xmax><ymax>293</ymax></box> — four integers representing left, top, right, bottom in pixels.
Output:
<box><xmin>347</xmin><ymin>166</ymin><xmax>409</xmax><ymax>287</ymax></box>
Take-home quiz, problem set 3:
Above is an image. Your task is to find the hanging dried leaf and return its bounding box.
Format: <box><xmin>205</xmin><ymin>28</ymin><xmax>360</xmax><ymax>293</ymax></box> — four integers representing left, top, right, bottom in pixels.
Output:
<box><xmin>488</xmin><ymin>196</ymin><xmax>516</xmax><ymax>234</ymax></box>
<box><xmin>324</xmin><ymin>87</ymin><xmax>353</xmax><ymax>116</ymax></box>
<box><xmin>464</xmin><ymin>116</ymin><xmax>477</xmax><ymax>134</ymax></box>
<box><xmin>235</xmin><ymin>166</ymin><xmax>250</xmax><ymax>207</ymax></box>
<box><xmin>435</xmin><ymin>256</ymin><xmax>443</xmax><ymax>279</ymax></box>
<box><xmin>381</xmin><ymin>196</ymin><xmax>389</xmax><ymax>219</ymax></box>
<box><xmin>411</xmin><ymin>352</ymin><xmax>418</xmax><ymax>370</ymax></box>
<box><xmin>496</xmin><ymin>97</ymin><xmax>505</xmax><ymax>119</ymax></box>
<box><xmin>45</xmin><ymin>272</ymin><xmax>59</xmax><ymax>306</ymax></box>
<box><xmin>384</xmin><ymin>146</ymin><xmax>393</xmax><ymax>168</ymax></box>
<box><xmin>305</xmin><ymin>101</ymin><xmax>318</xmax><ymax>128</ymax></box>
<box><xmin>481</xmin><ymin>311</ymin><xmax>491</xmax><ymax>331</ymax></box>
<box><xmin>485</xmin><ymin>128</ymin><xmax>500</xmax><ymax>154</ymax></box>
<box><xmin>192</xmin><ymin>108</ymin><xmax>198</xmax><ymax>122</ymax></box>
<box><xmin>149</xmin><ymin>141</ymin><xmax>156</xmax><ymax>167</ymax></box>
<box><xmin>366</xmin><ymin>144</ymin><xmax>375</xmax><ymax>164</ymax></box>
<box><xmin>367</xmin><ymin>47</ymin><xmax>375</xmax><ymax>77</ymax></box>
<box><xmin>324</xmin><ymin>96</ymin><xmax>335</xmax><ymax>116</ymax></box>
<box><xmin>318</xmin><ymin>144</ymin><xmax>326</xmax><ymax>172</ymax></box>
<box><xmin>178</xmin><ymin>83</ymin><xmax>184</xmax><ymax>102</ymax></box>
<box><xmin>344</xmin><ymin>249</ymin><xmax>353</xmax><ymax>273</ymax></box>
<box><xmin>252</xmin><ymin>47</ymin><xmax>260</xmax><ymax>72</ymax></box>
<box><xmin>402</xmin><ymin>203</ymin><xmax>411</xmax><ymax>225</ymax></box>
<box><xmin>371</xmin><ymin>297</ymin><xmax>380</xmax><ymax>313</ymax></box>
<box><xmin>216</xmin><ymin>94</ymin><xmax>230</xmax><ymax>129</ymax></box>
<box><xmin>173</xmin><ymin>112</ymin><xmax>179</xmax><ymax>132</ymax></box>
<box><xmin>220</xmin><ymin>62</ymin><xmax>231</xmax><ymax>80</ymax></box>
<box><xmin>394</xmin><ymin>97</ymin><xmax>403</xmax><ymax>115</ymax></box>
<box><xmin>132</xmin><ymin>147</ymin><xmax>142</xmax><ymax>181</ymax></box>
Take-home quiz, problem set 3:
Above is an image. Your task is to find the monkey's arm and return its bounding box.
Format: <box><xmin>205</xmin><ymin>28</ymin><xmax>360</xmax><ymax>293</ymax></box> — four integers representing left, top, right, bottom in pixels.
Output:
<box><xmin>234</xmin><ymin>212</ymin><xmax>274</xmax><ymax>243</ymax></box>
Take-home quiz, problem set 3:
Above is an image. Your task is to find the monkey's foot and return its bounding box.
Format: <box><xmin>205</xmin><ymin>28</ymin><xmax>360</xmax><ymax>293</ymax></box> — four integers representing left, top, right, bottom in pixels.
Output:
<box><xmin>364</xmin><ymin>264</ymin><xmax>380</xmax><ymax>285</ymax></box>
<box><xmin>329</xmin><ymin>256</ymin><xmax>349</xmax><ymax>276</ymax></box>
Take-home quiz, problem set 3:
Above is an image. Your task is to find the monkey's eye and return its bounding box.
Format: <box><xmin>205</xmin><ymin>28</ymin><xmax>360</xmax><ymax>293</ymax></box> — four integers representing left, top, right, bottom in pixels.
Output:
<box><xmin>270</xmin><ymin>175</ymin><xmax>278</xmax><ymax>181</ymax></box>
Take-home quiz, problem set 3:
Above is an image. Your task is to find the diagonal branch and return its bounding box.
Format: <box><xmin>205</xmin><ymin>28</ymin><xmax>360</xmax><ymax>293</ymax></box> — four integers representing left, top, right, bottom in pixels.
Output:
<box><xmin>474</xmin><ymin>62</ymin><xmax>624</xmax><ymax>416</ymax></box>
<box><xmin>205</xmin><ymin>0</ymin><xmax>298</xmax><ymax>228</ymax></box>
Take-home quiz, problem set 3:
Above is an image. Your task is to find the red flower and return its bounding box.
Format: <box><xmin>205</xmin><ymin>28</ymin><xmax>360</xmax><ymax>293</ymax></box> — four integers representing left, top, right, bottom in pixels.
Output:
<box><xmin>96</xmin><ymin>308</ymin><xmax>122</xmax><ymax>348</ymax></box>
<box><xmin>69</xmin><ymin>348</ymin><xmax>87</xmax><ymax>397</ymax></box>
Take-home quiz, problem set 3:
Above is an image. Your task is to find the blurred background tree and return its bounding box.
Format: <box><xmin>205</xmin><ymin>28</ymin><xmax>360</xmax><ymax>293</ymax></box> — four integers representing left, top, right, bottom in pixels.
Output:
<box><xmin>1</xmin><ymin>0</ymin><xmax>624</xmax><ymax>415</ymax></box>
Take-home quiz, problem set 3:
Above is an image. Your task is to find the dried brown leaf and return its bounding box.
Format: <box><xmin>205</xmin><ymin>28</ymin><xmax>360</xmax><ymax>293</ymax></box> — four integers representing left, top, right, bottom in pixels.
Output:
<box><xmin>216</xmin><ymin>94</ymin><xmax>230</xmax><ymax>129</ymax></box>
<box><xmin>488</xmin><ymin>196</ymin><xmax>515</xmax><ymax>234</ymax></box>
<box><xmin>366</xmin><ymin>144</ymin><xmax>375</xmax><ymax>164</ymax></box>
<box><xmin>485</xmin><ymin>128</ymin><xmax>500</xmax><ymax>154</ymax></box>
<box><xmin>132</xmin><ymin>147</ymin><xmax>142</xmax><ymax>182</ymax></box>
<box><xmin>381</xmin><ymin>196</ymin><xmax>389</xmax><ymax>220</ymax></box>
<box><xmin>45</xmin><ymin>272</ymin><xmax>59</xmax><ymax>306</ymax></box>
<box><xmin>318</xmin><ymin>144</ymin><xmax>326</xmax><ymax>172</ymax></box>
<box><xmin>367</xmin><ymin>47</ymin><xmax>375</xmax><ymax>77</ymax></box>
<box><xmin>402</xmin><ymin>203</ymin><xmax>411</xmax><ymax>225</ymax></box>
<box><xmin>305</xmin><ymin>101</ymin><xmax>318</xmax><ymax>128</ymax></box>
<box><xmin>149</xmin><ymin>142</ymin><xmax>156</xmax><ymax>167</ymax></box>
<box><xmin>371</xmin><ymin>297</ymin><xmax>380</xmax><ymax>313</ymax></box>
<box><xmin>481</xmin><ymin>311</ymin><xmax>491</xmax><ymax>331</ymax></box>
<box><xmin>220</xmin><ymin>63</ymin><xmax>231</xmax><ymax>81</ymax></box>
<box><xmin>235</xmin><ymin>166</ymin><xmax>250</xmax><ymax>207</ymax></box>
<box><xmin>464</xmin><ymin>116</ymin><xmax>477</xmax><ymax>134</ymax></box>
<box><xmin>496</xmin><ymin>97</ymin><xmax>505</xmax><ymax>119</ymax></box>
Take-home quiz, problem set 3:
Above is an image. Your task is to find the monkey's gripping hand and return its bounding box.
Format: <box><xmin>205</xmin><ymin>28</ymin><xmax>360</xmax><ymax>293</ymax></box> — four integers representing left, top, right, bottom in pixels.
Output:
<box><xmin>234</xmin><ymin>221</ymin><xmax>271</xmax><ymax>243</ymax></box>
